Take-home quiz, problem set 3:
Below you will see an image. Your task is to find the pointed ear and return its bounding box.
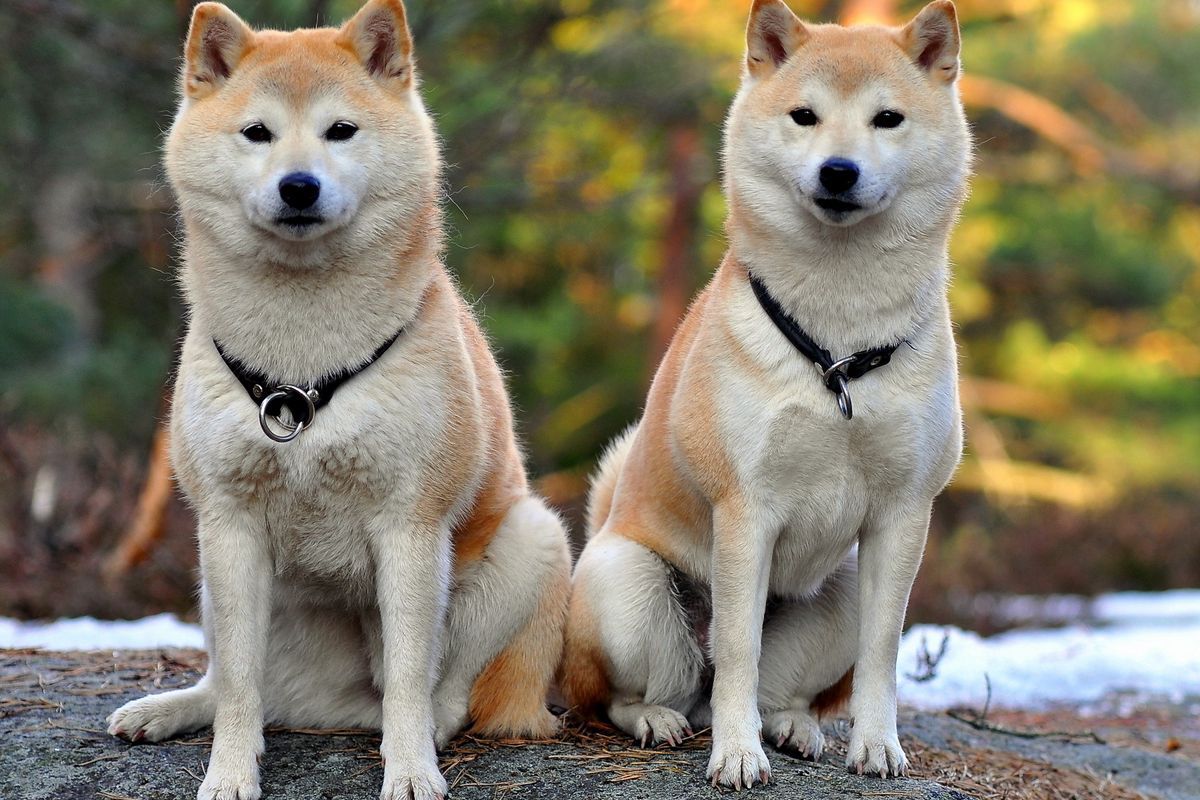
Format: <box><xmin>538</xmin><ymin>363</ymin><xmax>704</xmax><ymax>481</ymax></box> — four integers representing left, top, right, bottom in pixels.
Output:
<box><xmin>339</xmin><ymin>0</ymin><xmax>414</xmax><ymax>89</ymax></box>
<box><xmin>746</xmin><ymin>0</ymin><xmax>809</xmax><ymax>79</ymax></box>
<box><xmin>900</xmin><ymin>0</ymin><xmax>961</xmax><ymax>82</ymax></box>
<box><xmin>183</xmin><ymin>3</ymin><xmax>254</xmax><ymax>100</ymax></box>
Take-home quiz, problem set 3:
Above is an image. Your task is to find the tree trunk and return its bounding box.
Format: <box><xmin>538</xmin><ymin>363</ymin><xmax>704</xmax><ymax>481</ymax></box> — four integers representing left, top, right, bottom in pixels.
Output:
<box><xmin>647</xmin><ymin>125</ymin><xmax>705</xmax><ymax>381</ymax></box>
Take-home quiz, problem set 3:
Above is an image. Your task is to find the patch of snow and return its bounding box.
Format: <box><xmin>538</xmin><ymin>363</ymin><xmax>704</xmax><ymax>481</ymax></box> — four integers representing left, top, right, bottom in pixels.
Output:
<box><xmin>3</xmin><ymin>590</ymin><xmax>1198</xmax><ymax>713</ymax></box>
<box><xmin>963</xmin><ymin>592</ymin><xmax>1090</xmax><ymax>627</ymax></box>
<box><xmin>899</xmin><ymin>590</ymin><xmax>1200</xmax><ymax>712</ymax></box>
<box><xmin>967</xmin><ymin>588</ymin><xmax>1200</xmax><ymax>628</ymax></box>
<box><xmin>1092</xmin><ymin>589</ymin><xmax>1200</xmax><ymax>624</ymax></box>
<box><xmin>0</xmin><ymin>613</ymin><xmax>203</xmax><ymax>651</ymax></box>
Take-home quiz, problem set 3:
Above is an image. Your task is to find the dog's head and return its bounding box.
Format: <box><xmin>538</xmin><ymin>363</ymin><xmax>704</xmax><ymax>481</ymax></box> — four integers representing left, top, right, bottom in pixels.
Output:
<box><xmin>166</xmin><ymin>0</ymin><xmax>438</xmax><ymax>265</ymax></box>
<box><xmin>725</xmin><ymin>0</ymin><xmax>970</xmax><ymax>236</ymax></box>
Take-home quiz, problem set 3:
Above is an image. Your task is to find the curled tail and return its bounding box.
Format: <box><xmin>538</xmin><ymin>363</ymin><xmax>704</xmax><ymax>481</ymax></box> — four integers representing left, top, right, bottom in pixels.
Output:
<box><xmin>560</xmin><ymin>425</ymin><xmax>637</xmax><ymax>713</ymax></box>
<box><xmin>584</xmin><ymin>425</ymin><xmax>637</xmax><ymax>538</ymax></box>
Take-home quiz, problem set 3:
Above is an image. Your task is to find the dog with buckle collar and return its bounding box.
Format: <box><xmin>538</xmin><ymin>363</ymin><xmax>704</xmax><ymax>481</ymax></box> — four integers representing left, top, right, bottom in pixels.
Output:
<box><xmin>106</xmin><ymin>3</ymin><xmax>572</xmax><ymax>799</ymax></box>
<box><xmin>561</xmin><ymin>0</ymin><xmax>970</xmax><ymax>789</ymax></box>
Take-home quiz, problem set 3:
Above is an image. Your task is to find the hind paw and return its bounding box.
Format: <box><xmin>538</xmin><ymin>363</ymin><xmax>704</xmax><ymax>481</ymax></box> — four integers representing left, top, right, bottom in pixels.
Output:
<box><xmin>517</xmin><ymin>707</ymin><xmax>560</xmax><ymax>740</ymax></box>
<box><xmin>631</xmin><ymin>705</ymin><xmax>692</xmax><ymax>747</ymax></box>
<box><xmin>108</xmin><ymin>689</ymin><xmax>211</xmax><ymax>743</ymax></box>
<box><xmin>764</xmin><ymin>708</ymin><xmax>824</xmax><ymax>760</ymax></box>
<box><xmin>432</xmin><ymin>695</ymin><xmax>469</xmax><ymax>750</ymax></box>
<box><xmin>470</xmin><ymin>707</ymin><xmax>560</xmax><ymax>744</ymax></box>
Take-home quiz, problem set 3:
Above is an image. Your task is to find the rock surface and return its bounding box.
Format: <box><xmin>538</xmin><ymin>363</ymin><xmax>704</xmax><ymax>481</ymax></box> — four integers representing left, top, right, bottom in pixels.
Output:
<box><xmin>2</xmin><ymin>649</ymin><xmax>1196</xmax><ymax>800</ymax></box>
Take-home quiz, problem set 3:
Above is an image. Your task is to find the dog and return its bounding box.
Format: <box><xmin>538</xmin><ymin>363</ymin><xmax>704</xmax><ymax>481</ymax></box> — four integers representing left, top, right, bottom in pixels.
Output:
<box><xmin>561</xmin><ymin>0</ymin><xmax>970</xmax><ymax>789</ymax></box>
<box><xmin>106</xmin><ymin>3</ymin><xmax>571</xmax><ymax>799</ymax></box>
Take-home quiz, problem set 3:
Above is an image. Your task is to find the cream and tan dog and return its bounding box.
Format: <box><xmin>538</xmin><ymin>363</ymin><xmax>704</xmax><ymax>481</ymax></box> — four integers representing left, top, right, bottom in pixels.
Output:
<box><xmin>562</xmin><ymin>0</ymin><xmax>969</xmax><ymax>789</ymax></box>
<box><xmin>106</xmin><ymin>3</ymin><xmax>571</xmax><ymax>799</ymax></box>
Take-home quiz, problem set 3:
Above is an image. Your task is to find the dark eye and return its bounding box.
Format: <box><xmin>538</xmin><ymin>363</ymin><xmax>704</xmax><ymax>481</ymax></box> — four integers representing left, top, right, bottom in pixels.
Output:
<box><xmin>325</xmin><ymin>121</ymin><xmax>358</xmax><ymax>141</ymax></box>
<box><xmin>240</xmin><ymin>123</ymin><xmax>273</xmax><ymax>143</ymax></box>
<box><xmin>789</xmin><ymin>108</ymin><xmax>818</xmax><ymax>126</ymax></box>
<box><xmin>872</xmin><ymin>110</ymin><xmax>905</xmax><ymax>129</ymax></box>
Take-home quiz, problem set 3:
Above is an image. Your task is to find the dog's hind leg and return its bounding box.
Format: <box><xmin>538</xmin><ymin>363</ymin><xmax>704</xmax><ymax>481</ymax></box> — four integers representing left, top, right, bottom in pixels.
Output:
<box><xmin>108</xmin><ymin>582</ymin><xmax>224</xmax><ymax>743</ymax></box>
<box><xmin>109</xmin><ymin>593</ymin><xmax>384</xmax><ymax>742</ymax></box>
<box><xmin>573</xmin><ymin>531</ymin><xmax>705</xmax><ymax>747</ymax></box>
<box><xmin>260</xmin><ymin>597</ymin><xmax>382</xmax><ymax>730</ymax></box>
<box><xmin>432</xmin><ymin>496</ymin><xmax>570</xmax><ymax>747</ymax></box>
<box><xmin>757</xmin><ymin>554</ymin><xmax>858</xmax><ymax>761</ymax></box>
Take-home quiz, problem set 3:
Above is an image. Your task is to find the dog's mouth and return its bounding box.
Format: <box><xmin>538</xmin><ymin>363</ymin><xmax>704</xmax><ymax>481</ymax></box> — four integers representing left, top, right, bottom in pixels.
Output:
<box><xmin>814</xmin><ymin>197</ymin><xmax>863</xmax><ymax>214</ymax></box>
<box><xmin>276</xmin><ymin>215</ymin><xmax>324</xmax><ymax>228</ymax></box>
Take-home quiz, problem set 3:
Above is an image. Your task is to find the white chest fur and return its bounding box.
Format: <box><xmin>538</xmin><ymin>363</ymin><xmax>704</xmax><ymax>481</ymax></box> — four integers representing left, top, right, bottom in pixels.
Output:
<box><xmin>170</xmin><ymin>332</ymin><xmax>463</xmax><ymax>605</ymax></box>
<box><xmin>707</xmin><ymin>291</ymin><xmax>961</xmax><ymax>598</ymax></box>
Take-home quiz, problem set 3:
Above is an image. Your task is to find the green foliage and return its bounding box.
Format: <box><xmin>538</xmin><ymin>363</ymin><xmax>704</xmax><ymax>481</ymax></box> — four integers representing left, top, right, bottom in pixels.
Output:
<box><xmin>0</xmin><ymin>0</ymin><xmax>1197</xmax><ymax>606</ymax></box>
<box><xmin>0</xmin><ymin>278</ymin><xmax>74</xmax><ymax>377</ymax></box>
<box><xmin>14</xmin><ymin>332</ymin><xmax>169</xmax><ymax>440</ymax></box>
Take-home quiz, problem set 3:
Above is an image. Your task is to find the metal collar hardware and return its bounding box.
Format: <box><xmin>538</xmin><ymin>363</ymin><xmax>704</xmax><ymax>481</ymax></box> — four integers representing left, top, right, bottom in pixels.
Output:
<box><xmin>747</xmin><ymin>273</ymin><xmax>900</xmax><ymax>420</ymax></box>
<box><xmin>257</xmin><ymin>385</ymin><xmax>319</xmax><ymax>443</ymax></box>
<box><xmin>214</xmin><ymin>328</ymin><xmax>403</xmax><ymax>442</ymax></box>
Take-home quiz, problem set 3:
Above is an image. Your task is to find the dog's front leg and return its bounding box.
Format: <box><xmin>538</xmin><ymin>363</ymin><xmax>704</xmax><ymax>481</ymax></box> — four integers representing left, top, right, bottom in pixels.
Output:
<box><xmin>370</xmin><ymin>515</ymin><xmax>451</xmax><ymax>800</ymax></box>
<box><xmin>846</xmin><ymin>504</ymin><xmax>931</xmax><ymax>778</ymax></box>
<box><xmin>196</xmin><ymin>507</ymin><xmax>271</xmax><ymax>800</ymax></box>
<box><xmin>706</xmin><ymin>501</ymin><xmax>775</xmax><ymax>790</ymax></box>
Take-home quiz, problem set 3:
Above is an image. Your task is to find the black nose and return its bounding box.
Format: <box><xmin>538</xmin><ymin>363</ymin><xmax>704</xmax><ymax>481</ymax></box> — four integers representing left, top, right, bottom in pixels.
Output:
<box><xmin>819</xmin><ymin>158</ymin><xmax>860</xmax><ymax>194</ymax></box>
<box><xmin>279</xmin><ymin>173</ymin><xmax>321</xmax><ymax>210</ymax></box>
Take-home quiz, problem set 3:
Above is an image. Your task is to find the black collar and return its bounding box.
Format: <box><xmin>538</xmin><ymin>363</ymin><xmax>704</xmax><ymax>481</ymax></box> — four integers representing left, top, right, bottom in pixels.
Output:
<box><xmin>214</xmin><ymin>327</ymin><xmax>404</xmax><ymax>442</ymax></box>
<box><xmin>748</xmin><ymin>273</ymin><xmax>898</xmax><ymax>420</ymax></box>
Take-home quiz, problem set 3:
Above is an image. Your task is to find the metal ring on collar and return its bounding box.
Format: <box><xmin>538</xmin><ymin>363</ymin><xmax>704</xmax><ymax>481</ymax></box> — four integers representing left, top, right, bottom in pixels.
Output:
<box><xmin>823</xmin><ymin>370</ymin><xmax>854</xmax><ymax>420</ymax></box>
<box><xmin>820</xmin><ymin>355</ymin><xmax>857</xmax><ymax>384</ymax></box>
<box><xmin>835</xmin><ymin>385</ymin><xmax>854</xmax><ymax>420</ymax></box>
<box><xmin>258</xmin><ymin>385</ymin><xmax>317</xmax><ymax>443</ymax></box>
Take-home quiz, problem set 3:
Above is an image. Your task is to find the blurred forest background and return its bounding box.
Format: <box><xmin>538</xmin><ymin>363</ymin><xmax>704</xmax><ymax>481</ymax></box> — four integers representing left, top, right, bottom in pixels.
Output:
<box><xmin>0</xmin><ymin>0</ymin><xmax>1197</xmax><ymax>630</ymax></box>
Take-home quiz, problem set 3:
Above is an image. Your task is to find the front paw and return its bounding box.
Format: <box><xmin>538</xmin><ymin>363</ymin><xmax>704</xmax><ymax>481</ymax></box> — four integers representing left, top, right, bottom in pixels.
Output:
<box><xmin>846</xmin><ymin>723</ymin><xmax>907</xmax><ymax>778</ymax></box>
<box><xmin>198</xmin><ymin>769</ymin><xmax>261</xmax><ymax>800</ymax></box>
<box><xmin>380</xmin><ymin>759</ymin><xmax>448</xmax><ymax>800</ymax></box>
<box><xmin>198</xmin><ymin>729</ymin><xmax>264</xmax><ymax>800</ymax></box>
<box><xmin>706</xmin><ymin>736</ymin><xmax>771</xmax><ymax>790</ymax></box>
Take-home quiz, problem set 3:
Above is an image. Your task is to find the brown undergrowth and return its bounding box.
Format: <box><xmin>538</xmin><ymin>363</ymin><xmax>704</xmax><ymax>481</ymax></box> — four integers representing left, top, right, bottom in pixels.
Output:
<box><xmin>902</xmin><ymin>739</ymin><xmax>1150</xmax><ymax>800</ymax></box>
